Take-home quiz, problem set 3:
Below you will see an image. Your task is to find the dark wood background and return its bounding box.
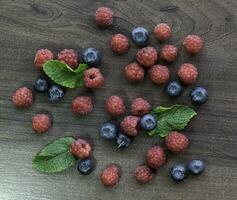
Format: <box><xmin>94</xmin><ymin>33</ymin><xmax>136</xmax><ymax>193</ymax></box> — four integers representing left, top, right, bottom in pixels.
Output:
<box><xmin>0</xmin><ymin>0</ymin><xmax>237</xmax><ymax>199</ymax></box>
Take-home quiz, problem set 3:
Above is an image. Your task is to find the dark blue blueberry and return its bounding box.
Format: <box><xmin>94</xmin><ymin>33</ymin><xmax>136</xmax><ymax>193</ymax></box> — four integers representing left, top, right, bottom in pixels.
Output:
<box><xmin>34</xmin><ymin>76</ymin><xmax>50</xmax><ymax>93</ymax></box>
<box><xmin>47</xmin><ymin>85</ymin><xmax>64</xmax><ymax>103</ymax></box>
<box><xmin>140</xmin><ymin>114</ymin><xmax>157</xmax><ymax>131</ymax></box>
<box><xmin>132</xmin><ymin>27</ymin><xmax>149</xmax><ymax>47</ymax></box>
<box><xmin>116</xmin><ymin>132</ymin><xmax>132</xmax><ymax>148</ymax></box>
<box><xmin>77</xmin><ymin>159</ymin><xmax>94</xmax><ymax>175</ymax></box>
<box><xmin>190</xmin><ymin>87</ymin><xmax>208</xmax><ymax>104</ymax></box>
<box><xmin>82</xmin><ymin>48</ymin><xmax>102</xmax><ymax>66</ymax></box>
<box><xmin>100</xmin><ymin>122</ymin><xmax>118</xmax><ymax>140</ymax></box>
<box><xmin>188</xmin><ymin>160</ymin><xmax>205</xmax><ymax>175</ymax></box>
<box><xmin>166</xmin><ymin>81</ymin><xmax>182</xmax><ymax>97</ymax></box>
<box><xmin>170</xmin><ymin>164</ymin><xmax>187</xmax><ymax>182</ymax></box>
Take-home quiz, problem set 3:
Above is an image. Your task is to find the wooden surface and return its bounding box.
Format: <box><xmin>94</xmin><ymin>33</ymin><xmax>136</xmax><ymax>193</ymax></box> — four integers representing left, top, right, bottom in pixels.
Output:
<box><xmin>0</xmin><ymin>0</ymin><xmax>237</xmax><ymax>200</ymax></box>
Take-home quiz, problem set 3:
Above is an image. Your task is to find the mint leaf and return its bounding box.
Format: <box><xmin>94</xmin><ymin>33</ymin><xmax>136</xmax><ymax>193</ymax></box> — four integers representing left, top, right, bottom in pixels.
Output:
<box><xmin>43</xmin><ymin>60</ymin><xmax>88</xmax><ymax>88</ymax></box>
<box><xmin>148</xmin><ymin>105</ymin><xmax>197</xmax><ymax>137</ymax></box>
<box><xmin>32</xmin><ymin>137</ymin><xmax>76</xmax><ymax>173</ymax></box>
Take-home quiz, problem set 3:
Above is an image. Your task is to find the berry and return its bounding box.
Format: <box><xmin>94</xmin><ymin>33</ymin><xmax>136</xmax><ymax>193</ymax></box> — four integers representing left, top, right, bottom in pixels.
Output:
<box><xmin>116</xmin><ymin>132</ymin><xmax>132</xmax><ymax>148</ymax></box>
<box><xmin>12</xmin><ymin>87</ymin><xmax>34</xmax><ymax>108</ymax></box>
<box><xmin>57</xmin><ymin>49</ymin><xmax>78</xmax><ymax>69</ymax></box>
<box><xmin>177</xmin><ymin>63</ymin><xmax>198</xmax><ymax>85</ymax></box>
<box><xmin>183</xmin><ymin>35</ymin><xmax>203</xmax><ymax>54</ymax></box>
<box><xmin>124</xmin><ymin>62</ymin><xmax>144</xmax><ymax>83</ymax></box>
<box><xmin>110</xmin><ymin>34</ymin><xmax>130</xmax><ymax>54</ymax></box>
<box><xmin>83</xmin><ymin>68</ymin><xmax>104</xmax><ymax>89</ymax></box>
<box><xmin>190</xmin><ymin>87</ymin><xmax>208</xmax><ymax>104</ymax></box>
<box><xmin>105</xmin><ymin>95</ymin><xmax>126</xmax><ymax>116</ymax></box>
<box><xmin>100</xmin><ymin>122</ymin><xmax>118</xmax><ymax>140</ymax></box>
<box><xmin>95</xmin><ymin>7</ymin><xmax>113</xmax><ymax>27</ymax></box>
<box><xmin>32</xmin><ymin>113</ymin><xmax>52</xmax><ymax>134</ymax></box>
<box><xmin>131</xmin><ymin>98</ymin><xmax>151</xmax><ymax>116</ymax></box>
<box><xmin>131</xmin><ymin>27</ymin><xmax>149</xmax><ymax>47</ymax></box>
<box><xmin>70</xmin><ymin>138</ymin><xmax>92</xmax><ymax>159</ymax></box>
<box><xmin>165</xmin><ymin>132</ymin><xmax>189</xmax><ymax>154</ymax></box>
<box><xmin>140</xmin><ymin>114</ymin><xmax>157</xmax><ymax>131</ymax></box>
<box><xmin>170</xmin><ymin>164</ymin><xmax>187</xmax><ymax>182</ymax></box>
<box><xmin>166</xmin><ymin>81</ymin><xmax>182</xmax><ymax>97</ymax></box>
<box><xmin>188</xmin><ymin>160</ymin><xmax>205</xmax><ymax>175</ymax></box>
<box><xmin>146</xmin><ymin>146</ymin><xmax>166</xmax><ymax>169</ymax></box>
<box><xmin>136</xmin><ymin>47</ymin><xmax>158</xmax><ymax>67</ymax></box>
<box><xmin>100</xmin><ymin>164</ymin><xmax>120</xmax><ymax>187</ymax></box>
<box><xmin>47</xmin><ymin>85</ymin><xmax>64</xmax><ymax>103</ymax></box>
<box><xmin>77</xmin><ymin>159</ymin><xmax>95</xmax><ymax>175</ymax></box>
<box><xmin>82</xmin><ymin>48</ymin><xmax>102</xmax><ymax>67</ymax></box>
<box><xmin>160</xmin><ymin>45</ymin><xmax>178</xmax><ymax>63</ymax></box>
<box><xmin>149</xmin><ymin>65</ymin><xmax>170</xmax><ymax>85</ymax></box>
<box><xmin>34</xmin><ymin>49</ymin><xmax>54</xmax><ymax>69</ymax></box>
<box><xmin>71</xmin><ymin>96</ymin><xmax>93</xmax><ymax>116</ymax></box>
<box><xmin>34</xmin><ymin>76</ymin><xmax>50</xmax><ymax>93</ymax></box>
<box><xmin>154</xmin><ymin>23</ymin><xmax>171</xmax><ymax>42</ymax></box>
<box><xmin>120</xmin><ymin>115</ymin><xmax>140</xmax><ymax>137</ymax></box>
<box><xmin>134</xmin><ymin>165</ymin><xmax>154</xmax><ymax>184</ymax></box>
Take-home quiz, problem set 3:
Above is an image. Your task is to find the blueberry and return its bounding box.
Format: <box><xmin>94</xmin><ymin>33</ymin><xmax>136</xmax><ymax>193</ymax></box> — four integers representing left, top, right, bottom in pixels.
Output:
<box><xmin>188</xmin><ymin>160</ymin><xmax>205</xmax><ymax>175</ymax></box>
<box><xmin>100</xmin><ymin>122</ymin><xmax>118</xmax><ymax>140</ymax></box>
<box><xmin>77</xmin><ymin>159</ymin><xmax>94</xmax><ymax>175</ymax></box>
<box><xmin>190</xmin><ymin>87</ymin><xmax>208</xmax><ymax>104</ymax></box>
<box><xmin>47</xmin><ymin>85</ymin><xmax>64</xmax><ymax>103</ymax></box>
<box><xmin>170</xmin><ymin>164</ymin><xmax>187</xmax><ymax>182</ymax></box>
<box><xmin>140</xmin><ymin>114</ymin><xmax>157</xmax><ymax>131</ymax></box>
<box><xmin>82</xmin><ymin>48</ymin><xmax>102</xmax><ymax>66</ymax></box>
<box><xmin>116</xmin><ymin>132</ymin><xmax>132</xmax><ymax>148</ymax></box>
<box><xmin>132</xmin><ymin>27</ymin><xmax>149</xmax><ymax>47</ymax></box>
<box><xmin>166</xmin><ymin>81</ymin><xmax>182</xmax><ymax>97</ymax></box>
<box><xmin>34</xmin><ymin>76</ymin><xmax>50</xmax><ymax>93</ymax></box>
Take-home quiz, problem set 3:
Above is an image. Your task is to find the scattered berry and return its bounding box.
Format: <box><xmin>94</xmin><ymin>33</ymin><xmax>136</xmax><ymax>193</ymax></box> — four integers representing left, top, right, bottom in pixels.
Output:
<box><xmin>134</xmin><ymin>165</ymin><xmax>154</xmax><ymax>184</ymax></box>
<box><xmin>148</xmin><ymin>65</ymin><xmax>170</xmax><ymax>85</ymax></box>
<box><xmin>177</xmin><ymin>63</ymin><xmax>198</xmax><ymax>85</ymax></box>
<box><xmin>183</xmin><ymin>35</ymin><xmax>203</xmax><ymax>54</ymax></box>
<box><xmin>82</xmin><ymin>48</ymin><xmax>102</xmax><ymax>66</ymax></box>
<box><xmin>70</xmin><ymin>138</ymin><xmax>92</xmax><ymax>159</ymax></box>
<box><xmin>160</xmin><ymin>45</ymin><xmax>178</xmax><ymax>63</ymax></box>
<box><xmin>57</xmin><ymin>49</ymin><xmax>78</xmax><ymax>69</ymax></box>
<box><xmin>34</xmin><ymin>49</ymin><xmax>54</xmax><ymax>69</ymax></box>
<box><xmin>166</xmin><ymin>81</ymin><xmax>182</xmax><ymax>97</ymax></box>
<box><xmin>170</xmin><ymin>164</ymin><xmax>187</xmax><ymax>182</ymax></box>
<box><xmin>110</xmin><ymin>34</ymin><xmax>130</xmax><ymax>54</ymax></box>
<box><xmin>131</xmin><ymin>27</ymin><xmax>149</xmax><ymax>47</ymax></box>
<box><xmin>77</xmin><ymin>159</ymin><xmax>95</xmax><ymax>175</ymax></box>
<box><xmin>188</xmin><ymin>160</ymin><xmax>205</xmax><ymax>175</ymax></box>
<box><xmin>12</xmin><ymin>87</ymin><xmax>34</xmax><ymax>108</ymax></box>
<box><xmin>116</xmin><ymin>132</ymin><xmax>132</xmax><ymax>148</ymax></box>
<box><xmin>131</xmin><ymin>98</ymin><xmax>151</xmax><ymax>116</ymax></box>
<box><xmin>71</xmin><ymin>96</ymin><xmax>93</xmax><ymax>116</ymax></box>
<box><xmin>140</xmin><ymin>114</ymin><xmax>157</xmax><ymax>131</ymax></box>
<box><xmin>136</xmin><ymin>47</ymin><xmax>158</xmax><ymax>67</ymax></box>
<box><xmin>100</xmin><ymin>164</ymin><xmax>120</xmax><ymax>187</ymax></box>
<box><xmin>190</xmin><ymin>87</ymin><xmax>208</xmax><ymax>104</ymax></box>
<box><xmin>100</xmin><ymin>122</ymin><xmax>118</xmax><ymax>140</ymax></box>
<box><xmin>146</xmin><ymin>146</ymin><xmax>166</xmax><ymax>169</ymax></box>
<box><xmin>124</xmin><ymin>62</ymin><xmax>144</xmax><ymax>83</ymax></box>
<box><xmin>34</xmin><ymin>76</ymin><xmax>50</xmax><ymax>93</ymax></box>
<box><xmin>105</xmin><ymin>95</ymin><xmax>126</xmax><ymax>116</ymax></box>
<box><xmin>47</xmin><ymin>85</ymin><xmax>64</xmax><ymax>103</ymax></box>
<box><xmin>120</xmin><ymin>115</ymin><xmax>140</xmax><ymax>137</ymax></box>
<box><xmin>32</xmin><ymin>113</ymin><xmax>52</xmax><ymax>134</ymax></box>
<box><xmin>95</xmin><ymin>7</ymin><xmax>113</xmax><ymax>27</ymax></box>
<box><xmin>154</xmin><ymin>23</ymin><xmax>171</xmax><ymax>42</ymax></box>
<box><xmin>83</xmin><ymin>68</ymin><xmax>104</xmax><ymax>89</ymax></box>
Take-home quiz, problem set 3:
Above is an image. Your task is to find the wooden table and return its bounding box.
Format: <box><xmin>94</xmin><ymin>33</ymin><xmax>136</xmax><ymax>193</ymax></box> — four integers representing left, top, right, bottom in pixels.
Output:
<box><xmin>0</xmin><ymin>1</ymin><xmax>236</xmax><ymax>199</ymax></box>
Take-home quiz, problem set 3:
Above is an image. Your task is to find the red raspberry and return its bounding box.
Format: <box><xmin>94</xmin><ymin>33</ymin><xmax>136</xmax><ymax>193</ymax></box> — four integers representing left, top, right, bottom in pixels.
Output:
<box><xmin>83</xmin><ymin>68</ymin><xmax>104</xmax><ymax>89</ymax></box>
<box><xmin>57</xmin><ymin>49</ymin><xmax>78</xmax><ymax>69</ymax></box>
<box><xmin>124</xmin><ymin>62</ymin><xmax>144</xmax><ymax>83</ymax></box>
<box><xmin>100</xmin><ymin>164</ymin><xmax>120</xmax><ymax>187</ymax></box>
<box><xmin>34</xmin><ymin>49</ymin><xmax>54</xmax><ymax>70</ymax></box>
<box><xmin>120</xmin><ymin>115</ymin><xmax>140</xmax><ymax>137</ymax></box>
<box><xmin>12</xmin><ymin>87</ymin><xmax>34</xmax><ymax>108</ymax></box>
<box><xmin>177</xmin><ymin>63</ymin><xmax>198</xmax><ymax>85</ymax></box>
<box><xmin>154</xmin><ymin>23</ymin><xmax>171</xmax><ymax>42</ymax></box>
<box><xmin>183</xmin><ymin>35</ymin><xmax>203</xmax><ymax>54</ymax></box>
<box><xmin>105</xmin><ymin>95</ymin><xmax>126</xmax><ymax>116</ymax></box>
<box><xmin>148</xmin><ymin>65</ymin><xmax>170</xmax><ymax>85</ymax></box>
<box><xmin>160</xmin><ymin>45</ymin><xmax>178</xmax><ymax>63</ymax></box>
<box><xmin>95</xmin><ymin>7</ymin><xmax>113</xmax><ymax>27</ymax></box>
<box><xmin>134</xmin><ymin>165</ymin><xmax>154</xmax><ymax>184</ymax></box>
<box><xmin>70</xmin><ymin>138</ymin><xmax>92</xmax><ymax>159</ymax></box>
<box><xmin>110</xmin><ymin>34</ymin><xmax>130</xmax><ymax>54</ymax></box>
<box><xmin>146</xmin><ymin>146</ymin><xmax>166</xmax><ymax>169</ymax></box>
<box><xmin>136</xmin><ymin>47</ymin><xmax>158</xmax><ymax>67</ymax></box>
<box><xmin>165</xmin><ymin>132</ymin><xmax>189</xmax><ymax>154</ymax></box>
<box><xmin>32</xmin><ymin>113</ymin><xmax>52</xmax><ymax>134</ymax></box>
<box><xmin>71</xmin><ymin>96</ymin><xmax>93</xmax><ymax>115</ymax></box>
<box><xmin>131</xmin><ymin>98</ymin><xmax>151</xmax><ymax>116</ymax></box>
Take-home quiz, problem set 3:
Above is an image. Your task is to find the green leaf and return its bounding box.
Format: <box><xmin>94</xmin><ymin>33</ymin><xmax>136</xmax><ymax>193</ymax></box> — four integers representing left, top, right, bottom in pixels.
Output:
<box><xmin>148</xmin><ymin>105</ymin><xmax>197</xmax><ymax>138</ymax></box>
<box><xmin>32</xmin><ymin>137</ymin><xmax>76</xmax><ymax>173</ymax></box>
<box><xmin>43</xmin><ymin>60</ymin><xmax>88</xmax><ymax>88</ymax></box>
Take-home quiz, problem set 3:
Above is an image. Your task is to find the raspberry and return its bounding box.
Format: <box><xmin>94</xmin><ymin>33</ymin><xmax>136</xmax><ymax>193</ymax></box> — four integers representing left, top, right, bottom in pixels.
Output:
<box><xmin>105</xmin><ymin>95</ymin><xmax>126</xmax><ymax>116</ymax></box>
<box><xmin>146</xmin><ymin>146</ymin><xmax>166</xmax><ymax>169</ymax></box>
<box><xmin>124</xmin><ymin>62</ymin><xmax>144</xmax><ymax>83</ymax></box>
<box><xmin>131</xmin><ymin>98</ymin><xmax>151</xmax><ymax>116</ymax></box>
<box><xmin>134</xmin><ymin>165</ymin><xmax>154</xmax><ymax>184</ymax></box>
<box><xmin>110</xmin><ymin>34</ymin><xmax>130</xmax><ymax>54</ymax></box>
<box><xmin>148</xmin><ymin>65</ymin><xmax>170</xmax><ymax>85</ymax></box>
<box><xmin>100</xmin><ymin>164</ymin><xmax>120</xmax><ymax>187</ymax></box>
<box><xmin>136</xmin><ymin>47</ymin><xmax>158</xmax><ymax>67</ymax></box>
<box><xmin>34</xmin><ymin>49</ymin><xmax>54</xmax><ymax>70</ymax></box>
<box><xmin>165</xmin><ymin>132</ymin><xmax>189</xmax><ymax>154</ymax></box>
<box><xmin>120</xmin><ymin>115</ymin><xmax>140</xmax><ymax>137</ymax></box>
<box><xmin>32</xmin><ymin>113</ymin><xmax>52</xmax><ymax>134</ymax></box>
<box><xmin>154</xmin><ymin>23</ymin><xmax>171</xmax><ymax>42</ymax></box>
<box><xmin>70</xmin><ymin>138</ymin><xmax>92</xmax><ymax>159</ymax></box>
<box><xmin>12</xmin><ymin>87</ymin><xmax>34</xmax><ymax>108</ymax></box>
<box><xmin>83</xmin><ymin>68</ymin><xmax>104</xmax><ymax>89</ymax></box>
<box><xmin>95</xmin><ymin>7</ymin><xmax>113</xmax><ymax>27</ymax></box>
<box><xmin>177</xmin><ymin>63</ymin><xmax>198</xmax><ymax>85</ymax></box>
<box><xmin>71</xmin><ymin>96</ymin><xmax>93</xmax><ymax>115</ymax></box>
<box><xmin>183</xmin><ymin>35</ymin><xmax>203</xmax><ymax>54</ymax></box>
<box><xmin>57</xmin><ymin>49</ymin><xmax>78</xmax><ymax>69</ymax></box>
<box><xmin>160</xmin><ymin>45</ymin><xmax>178</xmax><ymax>63</ymax></box>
